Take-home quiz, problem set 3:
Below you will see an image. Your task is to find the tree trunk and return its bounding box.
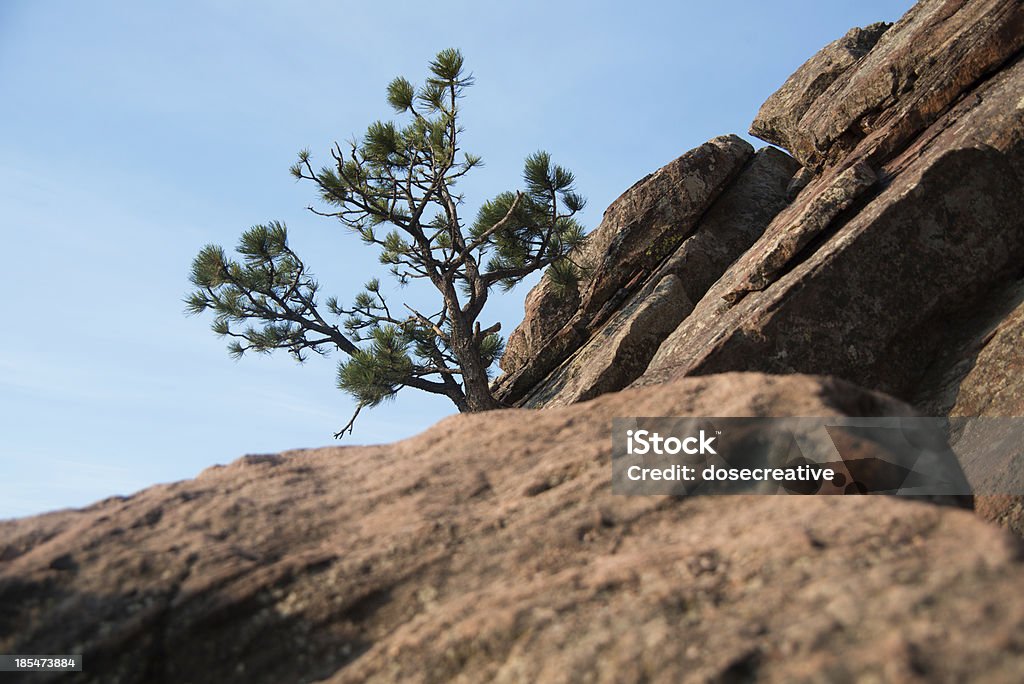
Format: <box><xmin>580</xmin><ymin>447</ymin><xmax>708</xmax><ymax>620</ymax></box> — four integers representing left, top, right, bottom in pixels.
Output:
<box><xmin>450</xmin><ymin>333</ymin><xmax>501</xmax><ymax>412</ymax></box>
<box><xmin>461</xmin><ymin>361</ymin><xmax>501</xmax><ymax>412</ymax></box>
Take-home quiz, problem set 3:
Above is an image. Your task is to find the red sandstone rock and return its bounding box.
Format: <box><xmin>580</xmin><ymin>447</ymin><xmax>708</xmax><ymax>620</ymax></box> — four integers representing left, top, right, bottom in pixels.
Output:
<box><xmin>3</xmin><ymin>374</ymin><xmax>1021</xmax><ymax>683</ymax></box>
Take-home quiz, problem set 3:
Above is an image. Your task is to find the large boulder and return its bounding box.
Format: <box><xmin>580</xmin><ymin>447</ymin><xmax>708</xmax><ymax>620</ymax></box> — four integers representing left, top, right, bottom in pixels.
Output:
<box><xmin>750</xmin><ymin>0</ymin><xmax>1024</xmax><ymax>169</ymax></box>
<box><xmin>4</xmin><ymin>373</ymin><xmax>1021</xmax><ymax>683</ymax></box>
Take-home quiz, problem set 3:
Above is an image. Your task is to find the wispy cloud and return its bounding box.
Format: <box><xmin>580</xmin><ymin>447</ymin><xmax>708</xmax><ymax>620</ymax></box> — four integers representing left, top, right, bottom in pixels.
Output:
<box><xmin>0</xmin><ymin>451</ymin><xmax>152</xmax><ymax>520</ymax></box>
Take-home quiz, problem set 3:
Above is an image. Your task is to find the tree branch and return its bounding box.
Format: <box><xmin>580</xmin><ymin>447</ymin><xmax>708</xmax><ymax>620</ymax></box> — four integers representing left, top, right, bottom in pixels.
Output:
<box><xmin>334</xmin><ymin>403</ymin><xmax>363</xmax><ymax>439</ymax></box>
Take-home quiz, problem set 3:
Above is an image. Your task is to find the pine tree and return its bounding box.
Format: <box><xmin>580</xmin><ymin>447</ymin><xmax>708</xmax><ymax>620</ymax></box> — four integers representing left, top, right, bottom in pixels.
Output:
<box><xmin>186</xmin><ymin>49</ymin><xmax>586</xmax><ymax>436</ymax></box>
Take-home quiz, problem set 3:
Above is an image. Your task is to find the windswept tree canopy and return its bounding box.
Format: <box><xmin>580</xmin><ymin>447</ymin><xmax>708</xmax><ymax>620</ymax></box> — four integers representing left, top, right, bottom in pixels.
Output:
<box><xmin>187</xmin><ymin>48</ymin><xmax>587</xmax><ymax>436</ymax></box>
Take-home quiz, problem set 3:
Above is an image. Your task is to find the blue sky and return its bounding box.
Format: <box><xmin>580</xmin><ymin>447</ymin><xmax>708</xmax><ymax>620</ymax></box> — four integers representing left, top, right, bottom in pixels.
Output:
<box><xmin>0</xmin><ymin>0</ymin><xmax>915</xmax><ymax>519</ymax></box>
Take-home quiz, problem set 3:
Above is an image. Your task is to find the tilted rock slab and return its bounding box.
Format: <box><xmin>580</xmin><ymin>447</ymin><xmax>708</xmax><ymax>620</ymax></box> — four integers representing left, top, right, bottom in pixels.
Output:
<box><xmin>722</xmin><ymin>159</ymin><xmax>877</xmax><ymax>304</ymax></box>
<box><xmin>751</xmin><ymin>0</ymin><xmax>1024</xmax><ymax>169</ymax></box>
<box><xmin>493</xmin><ymin>135</ymin><xmax>753</xmax><ymax>399</ymax></box>
<box><xmin>655</xmin><ymin>146</ymin><xmax>802</xmax><ymax>308</ymax></box>
<box><xmin>576</xmin><ymin>135</ymin><xmax>754</xmax><ymax>320</ymax></box>
<box><xmin>642</xmin><ymin>47</ymin><xmax>1024</xmax><ymax>404</ymax></box>
<box><xmin>519</xmin><ymin>147</ymin><xmax>799</xmax><ymax>409</ymax></box>
<box><xmin>520</xmin><ymin>275</ymin><xmax>693</xmax><ymax>408</ymax></box>
<box><xmin>750</xmin><ymin>22</ymin><xmax>891</xmax><ymax>160</ymax></box>
<box><xmin>3</xmin><ymin>373</ymin><xmax>1023</xmax><ymax>683</ymax></box>
<box><xmin>495</xmin><ymin>142</ymin><xmax>797</xmax><ymax>407</ymax></box>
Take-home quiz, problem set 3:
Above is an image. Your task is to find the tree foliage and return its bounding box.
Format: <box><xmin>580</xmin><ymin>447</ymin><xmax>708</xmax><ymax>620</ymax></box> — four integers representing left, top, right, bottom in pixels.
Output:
<box><xmin>187</xmin><ymin>48</ymin><xmax>586</xmax><ymax>436</ymax></box>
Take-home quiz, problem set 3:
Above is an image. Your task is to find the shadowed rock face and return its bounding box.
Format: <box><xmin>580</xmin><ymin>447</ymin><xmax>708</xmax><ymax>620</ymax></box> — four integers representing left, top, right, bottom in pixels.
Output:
<box><xmin>950</xmin><ymin>296</ymin><xmax>1024</xmax><ymax>419</ymax></box>
<box><xmin>520</xmin><ymin>274</ymin><xmax>693</xmax><ymax>408</ymax></box>
<box><xmin>918</xmin><ymin>280</ymin><xmax>1024</xmax><ymax>536</ymax></box>
<box><xmin>4</xmin><ymin>374</ymin><xmax>1023</xmax><ymax>683</ymax></box>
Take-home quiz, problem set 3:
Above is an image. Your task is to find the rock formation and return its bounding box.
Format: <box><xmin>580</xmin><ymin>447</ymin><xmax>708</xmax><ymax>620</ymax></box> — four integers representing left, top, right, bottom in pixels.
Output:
<box><xmin>4</xmin><ymin>375</ymin><xmax>1024</xmax><ymax>683</ymax></box>
<box><xmin>493</xmin><ymin>134</ymin><xmax>757</xmax><ymax>403</ymax></box>
<box><xmin>4</xmin><ymin>0</ymin><xmax>1024</xmax><ymax>681</ymax></box>
<box><xmin>500</xmin><ymin>0</ymin><xmax>1024</xmax><ymax>535</ymax></box>
<box><xmin>495</xmin><ymin>143</ymin><xmax>799</xmax><ymax>407</ymax></box>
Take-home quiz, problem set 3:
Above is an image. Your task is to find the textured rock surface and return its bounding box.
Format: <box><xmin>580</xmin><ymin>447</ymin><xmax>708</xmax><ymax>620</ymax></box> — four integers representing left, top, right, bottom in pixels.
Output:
<box><xmin>656</xmin><ymin>146</ymin><xmax>802</xmax><ymax>307</ymax></box>
<box><xmin>517</xmin><ymin>148</ymin><xmax>800</xmax><ymax>410</ymax></box>
<box><xmin>723</xmin><ymin>159</ymin><xmax>876</xmax><ymax>303</ymax></box>
<box><xmin>499</xmin><ymin>2</ymin><xmax>1024</xmax><ymax>543</ymax></box>
<box><xmin>521</xmin><ymin>275</ymin><xmax>692</xmax><ymax>408</ymax></box>
<box><xmin>630</xmin><ymin>2</ymin><xmax>1024</xmax><ymax>541</ymax></box>
<box><xmin>917</xmin><ymin>280</ymin><xmax>1024</xmax><ymax>536</ymax></box>
<box><xmin>499</xmin><ymin>273</ymin><xmax>579</xmax><ymax>375</ymax></box>
<box><xmin>950</xmin><ymin>298</ymin><xmax>1024</xmax><ymax>419</ymax></box>
<box><xmin>491</xmin><ymin>309</ymin><xmax>592</xmax><ymax>405</ymax></box>
<box><xmin>750</xmin><ymin>22</ymin><xmax>891</xmax><ymax>158</ymax></box>
<box><xmin>912</xmin><ymin>280</ymin><xmax>1024</xmax><ymax>418</ymax></box>
<box><xmin>641</xmin><ymin>51</ymin><xmax>1024</xmax><ymax>404</ymax></box>
<box><xmin>8</xmin><ymin>2</ymin><xmax>1024</xmax><ymax>682</ymax></box>
<box><xmin>4</xmin><ymin>373</ymin><xmax>1022</xmax><ymax>684</ymax></box>
<box><xmin>576</xmin><ymin>135</ymin><xmax>754</xmax><ymax>320</ymax></box>
<box><xmin>495</xmin><ymin>143</ymin><xmax>796</xmax><ymax>407</ymax></box>
<box><xmin>752</xmin><ymin>0</ymin><xmax>1024</xmax><ymax>169</ymax></box>
<box><xmin>493</xmin><ymin>135</ymin><xmax>754</xmax><ymax>403</ymax></box>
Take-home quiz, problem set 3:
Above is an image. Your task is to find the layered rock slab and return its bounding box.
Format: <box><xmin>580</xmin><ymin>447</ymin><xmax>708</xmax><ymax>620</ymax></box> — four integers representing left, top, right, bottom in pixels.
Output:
<box><xmin>494</xmin><ymin>135</ymin><xmax>754</xmax><ymax>392</ymax></box>
<box><xmin>723</xmin><ymin>159</ymin><xmax>876</xmax><ymax>303</ymax></box>
<box><xmin>654</xmin><ymin>146</ymin><xmax>802</xmax><ymax>307</ymax></box>
<box><xmin>497</xmin><ymin>144</ymin><xmax>798</xmax><ymax>406</ymax></box>
<box><xmin>751</xmin><ymin>0</ymin><xmax>1024</xmax><ymax>169</ymax></box>
<box><xmin>520</xmin><ymin>275</ymin><xmax>692</xmax><ymax>408</ymax></box>
<box><xmin>750</xmin><ymin>22</ymin><xmax>891</xmax><ymax>159</ymax></box>
<box><xmin>519</xmin><ymin>147</ymin><xmax>800</xmax><ymax>409</ymax></box>
<box><xmin>642</xmin><ymin>53</ymin><xmax>1024</xmax><ymax>404</ymax></box>
<box><xmin>575</xmin><ymin>135</ymin><xmax>754</xmax><ymax>321</ymax></box>
<box><xmin>2</xmin><ymin>373</ymin><xmax>1022</xmax><ymax>683</ymax></box>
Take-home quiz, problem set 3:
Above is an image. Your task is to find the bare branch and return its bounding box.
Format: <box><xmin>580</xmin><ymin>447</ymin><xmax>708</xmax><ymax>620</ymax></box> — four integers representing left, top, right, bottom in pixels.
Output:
<box><xmin>334</xmin><ymin>403</ymin><xmax>363</xmax><ymax>439</ymax></box>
